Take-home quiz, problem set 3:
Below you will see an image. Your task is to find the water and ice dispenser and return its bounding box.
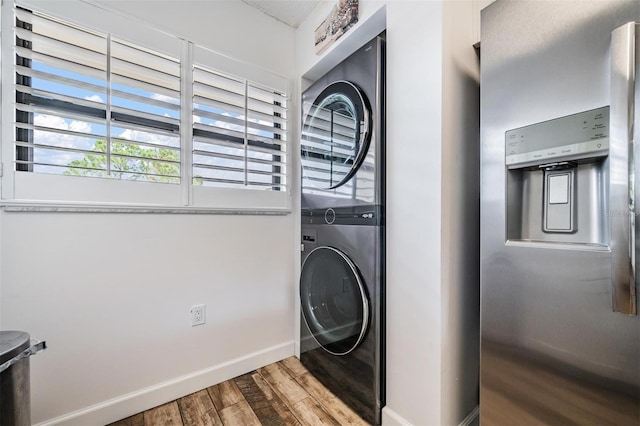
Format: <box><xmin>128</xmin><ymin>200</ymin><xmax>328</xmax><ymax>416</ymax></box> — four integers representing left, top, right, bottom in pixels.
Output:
<box><xmin>506</xmin><ymin>107</ymin><xmax>610</xmax><ymax>246</ymax></box>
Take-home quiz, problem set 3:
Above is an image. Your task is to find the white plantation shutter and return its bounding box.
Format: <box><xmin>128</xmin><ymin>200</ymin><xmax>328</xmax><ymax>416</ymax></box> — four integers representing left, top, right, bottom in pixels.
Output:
<box><xmin>109</xmin><ymin>38</ymin><xmax>181</xmax><ymax>183</ymax></box>
<box><xmin>14</xmin><ymin>7</ymin><xmax>109</xmax><ymax>175</ymax></box>
<box><xmin>14</xmin><ymin>7</ymin><xmax>181</xmax><ymax>183</ymax></box>
<box><xmin>192</xmin><ymin>67</ymin><xmax>247</xmax><ymax>187</ymax></box>
<box><xmin>192</xmin><ymin>66</ymin><xmax>287</xmax><ymax>191</ymax></box>
<box><xmin>246</xmin><ymin>84</ymin><xmax>287</xmax><ymax>190</ymax></box>
<box><xmin>3</xmin><ymin>2</ymin><xmax>289</xmax><ymax>211</ymax></box>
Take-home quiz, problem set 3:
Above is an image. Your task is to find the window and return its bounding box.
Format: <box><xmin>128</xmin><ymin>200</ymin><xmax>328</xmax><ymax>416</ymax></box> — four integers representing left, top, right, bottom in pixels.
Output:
<box><xmin>14</xmin><ymin>7</ymin><xmax>181</xmax><ymax>183</ymax></box>
<box><xmin>2</xmin><ymin>3</ymin><xmax>289</xmax><ymax>211</ymax></box>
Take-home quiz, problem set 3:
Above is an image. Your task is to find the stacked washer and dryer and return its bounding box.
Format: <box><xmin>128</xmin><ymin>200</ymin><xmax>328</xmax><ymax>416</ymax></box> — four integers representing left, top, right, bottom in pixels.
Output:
<box><xmin>299</xmin><ymin>34</ymin><xmax>385</xmax><ymax>425</ymax></box>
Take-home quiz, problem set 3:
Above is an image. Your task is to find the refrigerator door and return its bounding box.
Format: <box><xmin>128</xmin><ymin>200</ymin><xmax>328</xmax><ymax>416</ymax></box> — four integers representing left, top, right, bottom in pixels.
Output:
<box><xmin>610</xmin><ymin>22</ymin><xmax>638</xmax><ymax>316</ymax></box>
<box><xmin>480</xmin><ymin>1</ymin><xmax>640</xmax><ymax>424</ymax></box>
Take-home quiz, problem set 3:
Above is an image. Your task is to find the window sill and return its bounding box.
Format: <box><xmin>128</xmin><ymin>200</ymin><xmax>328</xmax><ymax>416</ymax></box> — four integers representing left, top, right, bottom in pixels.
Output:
<box><xmin>0</xmin><ymin>200</ymin><xmax>291</xmax><ymax>215</ymax></box>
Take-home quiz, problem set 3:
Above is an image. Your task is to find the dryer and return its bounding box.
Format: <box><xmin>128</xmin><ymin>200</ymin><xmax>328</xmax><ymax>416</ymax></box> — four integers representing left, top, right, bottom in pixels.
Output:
<box><xmin>299</xmin><ymin>34</ymin><xmax>385</xmax><ymax>425</ymax></box>
<box><xmin>301</xmin><ymin>35</ymin><xmax>385</xmax><ymax>210</ymax></box>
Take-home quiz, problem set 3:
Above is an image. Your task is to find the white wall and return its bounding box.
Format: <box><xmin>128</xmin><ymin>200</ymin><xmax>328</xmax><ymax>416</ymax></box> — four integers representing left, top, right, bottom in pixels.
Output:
<box><xmin>441</xmin><ymin>1</ymin><xmax>481</xmax><ymax>425</ymax></box>
<box><xmin>294</xmin><ymin>1</ymin><xmax>480</xmax><ymax>425</ymax></box>
<box><xmin>92</xmin><ymin>0</ymin><xmax>296</xmax><ymax>79</ymax></box>
<box><xmin>2</xmin><ymin>214</ymin><xmax>294</xmax><ymax>423</ymax></box>
<box><xmin>0</xmin><ymin>1</ymin><xmax>297</xmax><ymax>424</ymax></box>
<box><xmin>385</xmin><ymin>2</ymin><xmax>445</xmax><ymax>425</ymax></box>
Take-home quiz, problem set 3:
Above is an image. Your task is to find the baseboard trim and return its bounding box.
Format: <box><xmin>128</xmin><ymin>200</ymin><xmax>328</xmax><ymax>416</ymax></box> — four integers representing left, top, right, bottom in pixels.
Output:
<box><xmin>294</xmin><ymin>340</ymin><xmax>301</xmax><ymax>358</ymax></box>
<box><xmin>35</xmin><ymin>341</ymin><xmax>295</xmax><ymax>426</ymax></box>
<box><xmin>382</xmin><ymin>406</ymin><xmax>412</xmax><ymax>426</ymax></box>
<box><xmin>459</xmin><ymin>405</ymin><xmax>479</xmax><ymax>426</ymax></box>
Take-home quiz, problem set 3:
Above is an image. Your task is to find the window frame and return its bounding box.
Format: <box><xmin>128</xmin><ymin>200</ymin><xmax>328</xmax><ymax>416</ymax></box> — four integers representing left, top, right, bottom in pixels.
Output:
<box><xmin>0</xmin><ymin>0</ymin><xmax>291</xmax><ymax>213</ymax></box>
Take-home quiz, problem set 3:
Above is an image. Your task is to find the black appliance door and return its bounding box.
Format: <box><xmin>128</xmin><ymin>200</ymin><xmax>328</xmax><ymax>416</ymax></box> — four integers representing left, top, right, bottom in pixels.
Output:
<box><xmin>300</xmin><ymin>246</ymin><xmax>369</xmax><ymax>355</ymax></box>
<box><xmin>301</xmin><ymin>81</ymin><xmax>371</xmax><ymax>189</ymax></box>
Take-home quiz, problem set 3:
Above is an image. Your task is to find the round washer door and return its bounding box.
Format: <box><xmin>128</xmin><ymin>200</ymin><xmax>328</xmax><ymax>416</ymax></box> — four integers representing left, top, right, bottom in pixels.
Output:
<box><xmin>300</xmin><ymin>246</ymin><xmax>369</xmax><ymax>355</ymax></box>
<box><xmin>301</xmin><ymin>81</ymin><xmax>371</xmax><ymax>190</ymax></box>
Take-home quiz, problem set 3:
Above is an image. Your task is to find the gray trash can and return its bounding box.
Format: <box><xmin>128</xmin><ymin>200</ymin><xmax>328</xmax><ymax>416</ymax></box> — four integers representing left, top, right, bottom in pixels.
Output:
<box><xmin>0</xmin><ymin>331</ymin><xmax>46</xmax><ymax>426</ymax></box>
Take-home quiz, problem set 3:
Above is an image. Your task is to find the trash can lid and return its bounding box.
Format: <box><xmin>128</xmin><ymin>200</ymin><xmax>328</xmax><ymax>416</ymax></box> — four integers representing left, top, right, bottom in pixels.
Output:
<box><xmin>0</xmin><ymin>331</ymin><xmax>30</xmax><ymax>365</ymax></box>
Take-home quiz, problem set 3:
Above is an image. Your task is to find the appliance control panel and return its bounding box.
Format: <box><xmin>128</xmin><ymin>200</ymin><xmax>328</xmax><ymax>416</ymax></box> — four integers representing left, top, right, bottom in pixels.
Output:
<box><xmin>506</xmin><ymin>106</ymin><xmax>609</xmax><ymax>168</ymax></box>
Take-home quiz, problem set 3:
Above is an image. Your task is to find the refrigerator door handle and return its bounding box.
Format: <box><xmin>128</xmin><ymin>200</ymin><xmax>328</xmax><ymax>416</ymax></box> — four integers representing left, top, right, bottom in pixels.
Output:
<box><xmin>610</xmin><ymin>22</ymin><xmax>638</xmax><ymax>315</ymax></box>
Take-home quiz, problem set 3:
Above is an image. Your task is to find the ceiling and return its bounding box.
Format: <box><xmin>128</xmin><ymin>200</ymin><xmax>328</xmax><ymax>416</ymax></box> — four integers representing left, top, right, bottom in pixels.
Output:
<box><xmin>241</xmin><ymin>0</ymin><xmax>321</xmax><ymax>28</ymax></box>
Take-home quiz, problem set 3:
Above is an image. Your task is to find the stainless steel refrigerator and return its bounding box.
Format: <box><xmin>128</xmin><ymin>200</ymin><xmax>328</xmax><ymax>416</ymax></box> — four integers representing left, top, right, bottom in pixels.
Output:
<box><xmin>480</xmin><ymin>1</ymin><xmax>640</xmax><ymax>424</ymax></box>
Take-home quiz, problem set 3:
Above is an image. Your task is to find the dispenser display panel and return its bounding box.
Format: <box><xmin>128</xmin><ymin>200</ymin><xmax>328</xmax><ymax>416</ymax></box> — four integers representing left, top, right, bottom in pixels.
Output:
<box><xmin>506</xmin><ymin>107</ymin><xmax>609</xmax><ymax>168</ymax></box>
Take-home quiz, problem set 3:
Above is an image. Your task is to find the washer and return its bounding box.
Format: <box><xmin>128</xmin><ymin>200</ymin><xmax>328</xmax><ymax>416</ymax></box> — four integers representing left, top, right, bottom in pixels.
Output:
<box><xmin>300</xmin><ymin>210</ymin><xmax>384</xmax><ymax>425</ymax></box>
<box><xmin>299</xmin><ymin>34</ymin><xmax>385</xmax><ymax>425</ymax></box>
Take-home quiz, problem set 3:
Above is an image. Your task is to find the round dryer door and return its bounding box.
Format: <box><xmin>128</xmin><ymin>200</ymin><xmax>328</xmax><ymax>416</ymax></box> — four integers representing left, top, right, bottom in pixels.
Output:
<box><xmin>301</xmin><ymin>81</ymin><xmax>371</xmax><ymax>189</ymax></box>
<box><xmin>300</xmin><ymin>246</ymin><xmax>369</xmax><ymax>355</ymax></box>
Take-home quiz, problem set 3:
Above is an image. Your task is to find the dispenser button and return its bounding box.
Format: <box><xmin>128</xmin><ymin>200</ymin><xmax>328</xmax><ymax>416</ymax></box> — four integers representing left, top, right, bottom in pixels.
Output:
<box><xmin>549</xmin><ymin>174</ymin><xmax>569</xmax><ymax>204</ymax></box>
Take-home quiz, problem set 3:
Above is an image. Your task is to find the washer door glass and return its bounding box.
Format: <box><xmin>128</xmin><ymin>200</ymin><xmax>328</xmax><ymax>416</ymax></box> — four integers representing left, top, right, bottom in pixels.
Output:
<box><xmin>301</xmin><ymin>81</ymin><xmax>371</xmax><ymax>190</ymax></box>
<box><xmin>300</xmin><ymin>246</ymin><xmax>369</xmax><ymax>355</ymax></box>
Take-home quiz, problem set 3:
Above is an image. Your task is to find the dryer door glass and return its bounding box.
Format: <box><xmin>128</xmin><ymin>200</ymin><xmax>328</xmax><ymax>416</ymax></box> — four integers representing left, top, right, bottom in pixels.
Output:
<box><xmin>300</xmin><ymin>246</ymin><xmax>369</xmax><ymax>355</ymax></box>
<box><xmin>301</xmin><ymin>81</ymin><xmax>371</xmax><ymax>190</ymax></box>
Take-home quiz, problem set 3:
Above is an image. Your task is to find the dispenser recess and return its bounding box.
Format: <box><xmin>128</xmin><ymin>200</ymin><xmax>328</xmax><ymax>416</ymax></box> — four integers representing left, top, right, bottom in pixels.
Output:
<box><xmin>506</xmin><ymin>107</ymin><xmax>609</xmax><ymax>246</ymax></box>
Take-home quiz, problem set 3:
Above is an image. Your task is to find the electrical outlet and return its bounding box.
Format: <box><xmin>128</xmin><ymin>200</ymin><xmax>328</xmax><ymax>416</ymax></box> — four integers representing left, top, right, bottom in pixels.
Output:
<box><xmin>190</xmin><ymin>304</ymin><xmax>206</xmax><ymax>326</ymax></box>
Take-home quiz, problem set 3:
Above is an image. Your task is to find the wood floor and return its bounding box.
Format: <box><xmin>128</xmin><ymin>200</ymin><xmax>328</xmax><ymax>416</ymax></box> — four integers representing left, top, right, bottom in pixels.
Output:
<box><xmin>108</xmin><ymin>356</ymin><xmax>370</xmax><ymax>426</ymax></box>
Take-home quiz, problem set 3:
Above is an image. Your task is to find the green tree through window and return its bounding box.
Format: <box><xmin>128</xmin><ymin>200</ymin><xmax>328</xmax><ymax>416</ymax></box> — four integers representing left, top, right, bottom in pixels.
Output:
<box><xmin>64</xmin><ymin>139</ymin><xmax>180</xmax><ymax>183</ymax></box>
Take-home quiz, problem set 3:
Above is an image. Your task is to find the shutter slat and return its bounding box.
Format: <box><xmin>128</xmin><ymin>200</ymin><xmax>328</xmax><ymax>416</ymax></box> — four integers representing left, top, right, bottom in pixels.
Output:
<box><xmin>194</xmin><ymin>111</ymin><xmax>246</xmax><ymax>130</ymax></box>
<box><xmin>246</xmin><ymin>143</ymin><xmax>286</xmax><ymax>155</ymax></box>
<box><xmin>193</xmin><ymin>81</ymin><xmax>245</xmax><ymax>109</ymax></box>
<box><xmin>193</xmin><ymin>96</ymin><xmax>245</xmax><ymax>117</ymax></box>
<box><xmin>246</xmin><ymin>180</ymin><xmax>286</xmax><ymax>188</ymax></box>
<box><xmin>193</xmin><ymin>122</ymin><xmax>245</xmax><ymax>142</ymax></box>
<box><xmin>112</xmin><ymin>134</ymin><xmax>179</xmax><ymax>150</ymax></box>
<box><xmin>248</xmin><ymin>109</ymin><xmax>287</xmax><ymax>127</ymax></box>
<box><xmin>15</xmin><ymin>8</ymin><xmax>105</xmax><ymax>52</ymax></box>
<box><xmin>248</xmin><ymin>158</ymin><xmax>286</xmax><ymax>167</ymax></box>
<box><xmin>193</xmin><ymin>162</ymin><xmax>245</xmax><ymax>174</ymax></box>
<box><xmin>110</xmin><ymin>120</ymin><xmax>178</xmax><ymax>139</ymax></box>
<box><xmin>16</xmin><ymin>140</ymin><xmax>106</xmax><ymax>156</ymax></box>
<box><xmin>248</xmin><ymin>85</ymin><xmax>287</xmax><ymax>107</ymax></box>
<box><xmin>247</xmin><ymin>119</ymin><xmax>287</xmax><ymax>136</ymax></box>
<box><xmin>193</xmin><ymin>106</ymin><xmax>244</xmax><ymax>124</ymax></box>
<box><xmin>248</xmin><ymin>98</ymin><xmax>287</xmax><ymax>115</ymax></box>
<box><xmin>112</xmin><ymin>39</ymin><xmax>179</xmax><ymax>76</ymax></box>
<box><xmin>16</xmin><ymin>64</ymin><xmax>106</xmax><ymax>94</ymax></box>
<box><xmin>194</xmin><ymin>150</ymin><xmax>244</xmax><ymax>163</ymax></box>
<box><xmin>15</xmin><ymin>104</ymin><xmax>106</xmax><ymax>126</ymax></box>
<box><xmin>15</xmin><ymin>122</ymin><xmax>105</xmax><ymax>142</ymax></box>
<box><xmin>111</xmin><ymin>74</ymin><xmax>180</xmax><ymax>100</ymax></box>
<box><xmin>16</xmin><ymin>84</ymin><xmax>105</xmax><ymax>110</ymax></box>
<box><xmin>111</xmin><ymin>88</ymin><xmax>179</xmax><ymax>111</ymax></box>
<box><xmin>194</xmin><ymin>153</ymin><xmax>285</xmax><ymax>168</ymax></box>
<box><xmin>110</xmin><ymin>152</ymin><xmax>180</xmax><ymax>168</ymax></box>
<box><xmin>15</xmin><ymin>47</ymin><xmax>106</xmax><ymax>80</ymax></box>
<box><xmin>16</xmin><ymin>27</ymin><xmax>106</xmax><ymax>69</ymax></box>
<box><xmin>193</xmin><ymin>136</ymin><xmax>243</xmax><ymax>151</ymax></box>
<box><xmin>194</xmin><ymin>128</ymin><xmax>285</xmax><ymax>149</ymax></box>
<box><xmin>111</xmin><ymin>105</ymin><xmax>180</xmax><ymax>129</ymax></box>
<box><xmin>193</xmin><ymin>176</ymin><xmax>245</xmax><ymax>186</ymax></box>
<box><xmin>16</xmin><ymin>160</ymin><xmax>106</xmax><ymax>174</ymax></box>
<box><xmin>193</xmin><ymin>67</ymin><xmax>244</xmax><ymax>93</ymax></box>
<box><xmin>112</xmin><ymin>57</ymin><xmax>180</xmax><ymax>92</ymax></box>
